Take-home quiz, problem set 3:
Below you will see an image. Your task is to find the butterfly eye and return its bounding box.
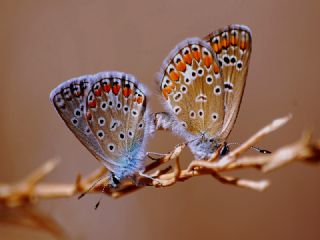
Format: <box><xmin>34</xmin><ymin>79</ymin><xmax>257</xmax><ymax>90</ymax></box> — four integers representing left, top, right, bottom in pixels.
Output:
<box><xmin>97</xmin><ymin>130</ymin><xmax>105</xmax><ymax>140</ymax></box>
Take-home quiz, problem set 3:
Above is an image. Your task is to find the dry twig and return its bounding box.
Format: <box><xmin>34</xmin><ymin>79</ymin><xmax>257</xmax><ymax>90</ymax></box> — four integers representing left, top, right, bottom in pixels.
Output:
<box><xmin>0</xmin><ymin>115</ymin><xmax>319</xmax><ymax>207</ymax></box>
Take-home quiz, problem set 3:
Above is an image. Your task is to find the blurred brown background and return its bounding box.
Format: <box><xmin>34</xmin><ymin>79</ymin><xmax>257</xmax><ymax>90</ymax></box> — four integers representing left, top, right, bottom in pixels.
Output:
<box><xmin>1</xmin><ymin>0</ymin><xmax>320</xmax><ymax>239</ymax></box>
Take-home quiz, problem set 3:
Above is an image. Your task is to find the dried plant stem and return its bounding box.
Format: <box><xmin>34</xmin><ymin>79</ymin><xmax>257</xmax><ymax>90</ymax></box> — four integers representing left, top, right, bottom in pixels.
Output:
<box><xmin>1</xmin><ymin>115</ymin><xmax>319</xmax><ymax>207</ymax></box>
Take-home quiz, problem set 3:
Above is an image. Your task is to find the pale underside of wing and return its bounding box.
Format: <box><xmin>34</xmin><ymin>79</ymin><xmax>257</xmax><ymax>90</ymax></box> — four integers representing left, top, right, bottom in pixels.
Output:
<box><xmin>50</xmin><ymin>75</ymin><xmax>108</xmax><ymax>164</ymax></box>
<box><xmin>85</xmin><ymin>72</ymin><xmax>148</xmax><ymax>176</ymax></box>
<box><xmin>204</xmin><ymin>24</ymin><xmax>252</xmax><ymax>142</ymax></box>
<box><xmin>159</xmin><ymin>38</ymin><xmax>225</xmax><ymax>139</ymax></box>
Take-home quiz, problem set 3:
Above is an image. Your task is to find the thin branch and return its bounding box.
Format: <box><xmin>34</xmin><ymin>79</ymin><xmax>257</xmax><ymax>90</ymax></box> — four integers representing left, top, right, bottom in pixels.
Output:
<box><xmin>0</xmin><ymin>115</ymin><xmax>319</xmax><ymax>207</ymax></box>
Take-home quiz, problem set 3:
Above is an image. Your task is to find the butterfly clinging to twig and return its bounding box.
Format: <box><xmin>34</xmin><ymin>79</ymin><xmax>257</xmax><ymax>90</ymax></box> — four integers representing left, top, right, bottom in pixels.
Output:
<box><xmin>157</xmin><ymin>24</ymin><xmax>253</xmax><ymax>159</ymax></box>
<box><xmin>50</xmin><ymin>71</ymin><xmax>152</xmax><ymax>187</ymax></box>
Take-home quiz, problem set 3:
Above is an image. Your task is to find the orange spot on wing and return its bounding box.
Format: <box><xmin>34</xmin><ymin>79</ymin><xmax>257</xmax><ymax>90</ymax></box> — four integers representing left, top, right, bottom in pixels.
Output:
<box><xmin>213</xmin><ymin>42</ymin><xmax>221</xmax><ymax>53</ymax></box>
<box><xmin>192</xmin><ymin>51</ymin><xmax>201</xmax><ymax>61</ymax></box>
<box><xmin>213</xmin><ymin>62</ymin><xmax>219</xmax><ymax>74</ymax></box>
<box><xmin>112</xmin><ymin>84</ymin><xmax>121</xmax><ymax>95</ymax></box>
<box><xmin>88</xmin><ymin>99</ymin><xmax>97</xmax><ymax>108</ymax></box>
<box><xmin>169</xmin><ymin>71</ymin><xmax>180</xmax><ymax>81</ymax></box>
<box><xmin>222</xmin><ymin>37</ymin><xmax>229</xmax><ymax>49</ymax></box>
<box><xmin>123</xmin><ymin>87</ymin><xmax>132</xmax><ymax>98</ymax></box>
<box><xmin>94</xmin><ymin>88</ymin><xmax>102</xmax><ymax>96</ymax></box>
<box><xmin>137</xmin><ymin>96</ymin><xmax>144</xmax><ymax>104</ymax></box>
<box><xmin>162</xmin><ymin>87</ymin><xmax>173</xmax><ymax>100</ymax></box>
<box><xmin>183</xmin><ymin>54</ymin><xmax>192</xmax><ymax>65</ymax></box>
<box><xmin>230</xmin><ymin>34</ymin><xmax>238</xmax><ymax>46</ymax></box>
<box><xmin>176</xmin><ymin>61</ymin><xmax>186</xmax><ymax>72</ymax></box>
<box><xmin>86</xmin><ymin>111</ymin><xmax>92</xmax><ymax>121</ymax></box>
<box><xmin>240</xmin><ymin>39</ymin><xmax>247</xmax><ymax>50</ymax></box>
<box><xmin>204</xmin><ymin>56</ymin><xmax>213</xmax><ymax>68</ymax></box>
<box><xmin>103</xmin><ymin>84</ymin><xmax>111</xmax><ymax>93</ymax></box>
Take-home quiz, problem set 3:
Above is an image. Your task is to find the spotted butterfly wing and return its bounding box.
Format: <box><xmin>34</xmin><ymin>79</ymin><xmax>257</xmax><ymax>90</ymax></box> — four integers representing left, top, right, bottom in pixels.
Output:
<box><xmin>204</xmin><ymin>24</ymin><xmax>252</xmax><ymax>141</ymax></box>
<box><xmin>158</xmin><ymin>38</ymin><xmax>225</xmax><ymax>140</ymax></box>
<box><xmin>50</xmin><ymin>75</ymin><xmax>109</xmax><ymax>163</ymax></box>
<box><xmin>85</xmin><ymin>72</ymin><xmax>149</xmax><ymax>179</ymax></box>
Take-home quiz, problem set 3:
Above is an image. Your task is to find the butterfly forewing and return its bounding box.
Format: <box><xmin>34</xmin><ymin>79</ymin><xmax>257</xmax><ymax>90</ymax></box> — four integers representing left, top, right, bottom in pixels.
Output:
<box><xmin>204</xmin><ymin>24</ymin><xmax>252</xmax><ymax>141</ymax></box>
<box><xmin>159</xmin><ymin>38</ymin><xmax>225</xmax><ymax>138</ymax></box>
<box><xmin>50</xmin><ymin>76</ymin><xmax>109</xmax><ymax>164</ymax></box>
<box><xmin>85</xmin><ymin>72</ymin><xmax>148</xmax><ymax>170</ymax></box>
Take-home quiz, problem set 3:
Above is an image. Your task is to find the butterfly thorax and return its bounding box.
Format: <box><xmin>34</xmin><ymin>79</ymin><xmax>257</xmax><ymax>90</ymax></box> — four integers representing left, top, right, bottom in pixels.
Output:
<box><xmin>188</xmin><ymin>136</ymin><xmax>225</xmax><ymax>160</ymax></box>
<box><xmin>107</xmin><ymin>144</ymin><xmax>146</xmax><ymax>181</ymax></box>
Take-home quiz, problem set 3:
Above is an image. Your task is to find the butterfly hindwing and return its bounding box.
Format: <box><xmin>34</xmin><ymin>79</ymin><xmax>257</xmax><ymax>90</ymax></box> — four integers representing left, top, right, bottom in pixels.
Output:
<box><xmin>50</xmin><ymin>76</ymin><xmax>108</xmax><ymax>163</ymax></box>
<box><xmin>204</xmin><ymin>24</ymin><xmax>252</xmax><ymax>141</ymax></box>
<box><xmin>85</xmin><ymin>72</ymin><xmax>148</xmax><ymax>175</ymax></box>
<box><xmin>159</xmin><ymin>38</ymin><xmax>225</xmax><ymax>139</ymax></box>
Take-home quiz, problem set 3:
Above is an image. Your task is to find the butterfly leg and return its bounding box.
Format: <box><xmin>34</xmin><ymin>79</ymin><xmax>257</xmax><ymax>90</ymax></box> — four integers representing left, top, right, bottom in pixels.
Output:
<box><xmin>150</xmin><ymin>112</ymin><xmax>174</xmax><ymax>132</ymax></box>
<box><xmin>136</xmin><ymin>171</ymin><xmax>162</xmax><ymax>186</ymax></box>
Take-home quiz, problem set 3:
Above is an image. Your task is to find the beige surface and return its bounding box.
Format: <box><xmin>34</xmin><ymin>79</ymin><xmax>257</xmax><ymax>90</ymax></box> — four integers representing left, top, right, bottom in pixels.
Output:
<box><xmin>0</xmin><ymin>1</ymin><xmax>320</xmax><ymax>239</ymax></box>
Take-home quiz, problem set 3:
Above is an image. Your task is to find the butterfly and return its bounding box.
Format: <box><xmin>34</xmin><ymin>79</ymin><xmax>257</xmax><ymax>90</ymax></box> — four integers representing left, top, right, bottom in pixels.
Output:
<box><xmin>50</xmin><ymin>71</ymin><xmax>152</xmax><ymax>187</ymax></box>
<box><xmin>157</xmin><ymin>24</ymin><xmax>252</xmax><ymax>159</ymax></box>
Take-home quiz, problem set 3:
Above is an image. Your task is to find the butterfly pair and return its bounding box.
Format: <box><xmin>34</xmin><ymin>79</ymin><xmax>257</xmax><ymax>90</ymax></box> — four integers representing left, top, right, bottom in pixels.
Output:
<box><xmin>50</xmin><ymin>24</ymin><xmax>252</xmax><ymax>187</ymax></box>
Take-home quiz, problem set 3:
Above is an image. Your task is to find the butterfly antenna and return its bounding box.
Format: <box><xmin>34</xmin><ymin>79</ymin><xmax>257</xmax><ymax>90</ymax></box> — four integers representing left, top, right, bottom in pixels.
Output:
<box><xmin>94</xmin><ymin>181</ymin><xmax>109</xmax><ymax>210</ymax></box>
<box><xmin>227</xmin><ymin>142</ymin><xmax>271</xmax><ymax>154</ymax></box>
<box><xmin>78</xmin><ymin>174</ymin><xmax>109</xmax><ymax>200</ymax></box>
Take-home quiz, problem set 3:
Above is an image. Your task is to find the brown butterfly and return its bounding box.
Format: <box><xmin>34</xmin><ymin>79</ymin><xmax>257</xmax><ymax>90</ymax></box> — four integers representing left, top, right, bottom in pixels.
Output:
<box><xmin>157</xmin><ymin>24</ymin><xmax>252</xmax><ymax>159</ymax></box>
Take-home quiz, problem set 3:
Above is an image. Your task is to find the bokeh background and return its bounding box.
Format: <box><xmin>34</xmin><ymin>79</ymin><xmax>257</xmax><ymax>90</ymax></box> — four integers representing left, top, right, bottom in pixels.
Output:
<box><xmin>1</xmin><ymin>0</ymin><xmax>320</xmax><ymax>239</ymax></box>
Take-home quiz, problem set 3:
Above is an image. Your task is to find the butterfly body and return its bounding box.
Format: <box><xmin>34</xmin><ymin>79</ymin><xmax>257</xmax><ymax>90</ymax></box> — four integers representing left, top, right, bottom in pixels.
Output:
<box><xmin>50</xmin><ymin>71</ymin><xmax>150</xmax><ymax>184</ymax></box>
<box><xmin>158</xmin><ymin>25</ymin><xmax>252</xmax><ymax>159</ymax></box>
